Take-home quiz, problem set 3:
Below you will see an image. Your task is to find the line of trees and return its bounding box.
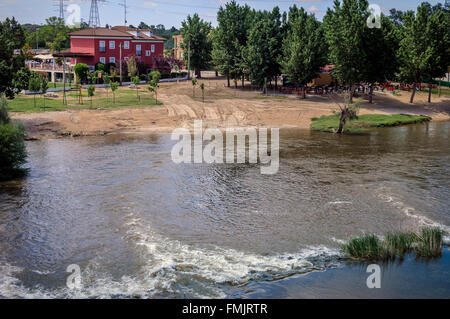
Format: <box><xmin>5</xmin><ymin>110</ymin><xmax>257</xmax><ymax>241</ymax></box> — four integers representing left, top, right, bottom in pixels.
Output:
<box><xmin>182</xmin><ymin>0</ymin><xmax>449</xmax><ymax>104</ymax></box>
<box><xmin>181</xmin><ymin>0</ymin><xmax>448</xmax><ymax>133</ymax></box>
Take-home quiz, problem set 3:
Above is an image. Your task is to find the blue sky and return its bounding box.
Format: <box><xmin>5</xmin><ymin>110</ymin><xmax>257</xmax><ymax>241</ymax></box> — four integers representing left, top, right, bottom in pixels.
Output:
<box><xmin>0</xmin><ymin>0</ymin><xmax>444</xmax><ymax>28</ymax></box>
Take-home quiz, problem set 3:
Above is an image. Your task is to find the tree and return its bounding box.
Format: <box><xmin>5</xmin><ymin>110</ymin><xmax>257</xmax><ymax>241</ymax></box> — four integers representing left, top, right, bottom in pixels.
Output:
<box><xmin>74</xmin><ymin>63</ymin><xmax>89</xmax><ymax>84</ymax></box>
<box><xmin>281</xmin><ymin>7</ymin><xmax>327</xmax><ymax>99</ymax></box>
<box><xmin>200</xmin><ymin>83</ymin><xmax>205</xmax><ymax>103</ymax></box>
<box><xmin>362</xmin><ymin>14</ymin><xmax>400</xmax><ymax>103</ymax></box>
<box><xmin>0</xmin><ymin>96</ymin><xmax>27</xmax><ymax>181</ymax></box>
<box><xmin>323</xmin><ymin>0</ymin><xmax>370</xmax><ymax>104</ymax></box>
<box><xmin>324</xmin><ymin>0</ymin><xmax>373</xmax><ymax>133</ymax></box>
<box><xmin>147</xmin><ymin>71</ymin><xmax>161</xmax><ymax>104</ymax></box>
<box><xmin>0</xmin><ymin>17</ymin><xmax>26</xmax><ymax>99</ymax></box>
<box><xmin>87</xmin><ymin>85</ymin><xmax>95</xmax><ymax>108</ymax></box>
<box><xmin>111</xmin><ymin>82</ymin><xmax>118</xmax><ymax>104</ymax></box>
<box><xmin>132</xmin><ymin>76</ymin><xmax>140</xmax><ymax>102</ymax></box>
<box><xmin>40</xmin><ymin>75</ymin><xmax>48</xmax><ymax>109</ymax></box>
<box><xmin>74</xmin><ymin>63</ymin><xmax>88</xmax><ymax>104</ymax></box>
<box><xmin>243</xmin><ymin>9</ymin><xmax>283</xmax><ymax>92</ymax></box>
<box><xmin>28</xmin><ymin>75</ymin><xmax>41</xmax><ymax>108</ymax></box>
<box><xmin>12</xmin><ymin>67</ymin><xmax>34</xmax><ymax>94</ymax></box>
<box><xmin>104</xmin><ymin>75</ymin><xmax>110</xmax><ymax>101</ymax></box>
<box><xmin>212</xmin><ymin>1</ymin><xmax>252</xmax><ymax>87</ymax></box>
<box><xmin>181</xmin><ymin>14</ymin><xmax>212</xmax><ymax>78</ymax></box>
<box><xmin>127</xmin><ymin>56</ymin><xmax>138</xmax><ymax>78</ymax></box>
<box><xmin>397</xmin><ymin>3</ymin><xmax>450</xmax><ymax>103</ymax></box>
<box><xmin>191</xmin><ymin>78</ymin><xmax>197</xmax><ymax>97</ymax></box>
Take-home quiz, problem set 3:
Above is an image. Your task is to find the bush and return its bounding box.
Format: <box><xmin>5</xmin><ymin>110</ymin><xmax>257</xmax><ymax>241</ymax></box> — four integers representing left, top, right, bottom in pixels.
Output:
<box><xmin>0</xmin><ymin>122</ymin><xmax>28</xmax><ymax>180</ymax></box>
<box><xmin>0</xmin><ymin>96</ymin><xmax>10</xmax><ymax>125</ymax></box>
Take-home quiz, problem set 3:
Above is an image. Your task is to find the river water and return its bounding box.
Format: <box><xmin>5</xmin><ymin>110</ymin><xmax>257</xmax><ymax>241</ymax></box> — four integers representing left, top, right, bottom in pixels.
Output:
<box><xmin>0</xmin><ymin>121</ymin><xmax>449</xmax><ymax>298</ymax></box>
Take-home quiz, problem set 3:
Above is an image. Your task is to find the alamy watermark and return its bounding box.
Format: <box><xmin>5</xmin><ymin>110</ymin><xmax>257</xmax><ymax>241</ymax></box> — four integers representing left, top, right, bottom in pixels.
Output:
<box><xmin>366</xmin><ymin>264</ymin><xmax>381</xmax><ymax>289</ymax></box>
<box><xmin>367</xmin><ymin>4</ymin><xmax>382</xmax><ymax>29</ymax></box>
<box><xmin>65</xmin><ymin>4</ymin><xmax>81</xmax><ymax>28</ymax></box>
<box><xmin>171</xmin><ymin>121</ymin><xmax>279</xmax><ymax>175</ymax></box>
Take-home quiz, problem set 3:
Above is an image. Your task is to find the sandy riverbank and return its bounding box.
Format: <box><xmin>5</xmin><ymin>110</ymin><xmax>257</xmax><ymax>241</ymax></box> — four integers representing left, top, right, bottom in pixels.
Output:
<box><xmin>10</xmin><ymin>78</ymin><xmax>450</xmax><ymax>140</ymax></box>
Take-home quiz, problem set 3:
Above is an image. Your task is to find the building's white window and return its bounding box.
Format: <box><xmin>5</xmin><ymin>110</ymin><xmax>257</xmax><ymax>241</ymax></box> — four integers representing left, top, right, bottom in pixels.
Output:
<box><xmin>99</xmin><ymin>41</ymin><xmax>106</xmax><ymax>53</ymax></box>
<box><xmin>99</xmin><ymin>57</ymin><xmax>106</xmax><ymax>64</ymax></box>
<box><xmin>136</xmin><ymin>44</ymin><xmax>141</xmax><ymax>56</ymax></box>
<box><xmin>124</xmin><ymin>41</ymin><xmax>130</xmax><ymax>49</ymax></box>
<box><xmin>109</xmin><ymin>57</ymin><xmax>115</xmax><ymax>64</ymax></box>
<box><xmin>145</xmin><ymin>50</ymin><xmax>151</xmax><ymax>56</ymax></box>
<box><xmin>151</xmin><ymin>44</ymin><xmax>155</xmax><ymax>53</ymax></box>
<box><xmin>109</xmin><ymin>41</ymin><xmax>115</xmax><ymax>49</ymax></box>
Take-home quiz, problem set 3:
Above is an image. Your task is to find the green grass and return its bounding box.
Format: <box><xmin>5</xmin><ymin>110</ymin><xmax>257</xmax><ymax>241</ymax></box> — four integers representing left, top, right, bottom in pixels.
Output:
<box><xmin>311</xmin><ymin>114</ymin><xmax>432</xmax><ymax>133</ymax></box>
<box><xmin>7</xmin><ymin>90</ymin><xmax>161</xmax><ymax>113</ymax></box>
<box><xmin>49</xmin><ymin>82</ymin><xmax>75</xmax><ymax>88</ymax></box>
<box><xmin>342</xmin><ymin>227</ymin><xmax>444</xmax><ymax>261</ymax></box>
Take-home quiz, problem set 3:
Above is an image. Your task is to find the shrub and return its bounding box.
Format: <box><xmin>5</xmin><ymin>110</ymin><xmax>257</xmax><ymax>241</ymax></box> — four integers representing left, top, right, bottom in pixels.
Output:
<box><xmin>0</xmin><ymin>96</ymin><xmax>10</xmax><ymax>125</ymax></box>
<box><xmin>0</xmin><ymin>121</ymin><xmax>28</xmax><ymax>180</ymax></box>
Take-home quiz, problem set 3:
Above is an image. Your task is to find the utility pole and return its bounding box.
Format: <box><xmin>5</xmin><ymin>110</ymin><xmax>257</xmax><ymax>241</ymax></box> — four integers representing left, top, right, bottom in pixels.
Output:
<box><xmin>119</xmin><ymin>43</ymin><xmax>123</xmax><ymax>85</ymax></box>
<box><xmin>62</xmin><ymin>54</ymin><xmax>66</xmax><ymax>105</ymax></box>
<box><xmin>187</xmin><ymin>39</ymin><xmax>191</xmax><ymax>80</ymax></box>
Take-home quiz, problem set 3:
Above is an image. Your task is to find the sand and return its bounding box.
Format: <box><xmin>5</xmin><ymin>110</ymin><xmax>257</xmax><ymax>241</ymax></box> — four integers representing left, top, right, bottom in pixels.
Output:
<box><xmin>10</xmin><ymin>78</ymin><xmax>450</xmax><ymax>140</ymax></box>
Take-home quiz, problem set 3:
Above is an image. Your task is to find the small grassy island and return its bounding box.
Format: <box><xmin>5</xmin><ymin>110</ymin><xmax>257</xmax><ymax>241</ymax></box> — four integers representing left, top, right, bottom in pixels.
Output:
<box><xmin>342</xmin><ymin>227</ymin><xmax>445</xmax><ymax>261</ymax></box>
<box><xmin>311</xmin><ymin>114</ymin><xmax>432</xmax><ymax>133</ymax></box>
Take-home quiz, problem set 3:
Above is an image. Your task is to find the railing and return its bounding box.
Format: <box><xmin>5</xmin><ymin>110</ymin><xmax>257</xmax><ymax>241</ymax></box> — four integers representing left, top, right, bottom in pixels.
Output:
<box><xmin>26</xmin><ymin>62</ymin><xmax>74</xmax><ymax>73</ymax></box>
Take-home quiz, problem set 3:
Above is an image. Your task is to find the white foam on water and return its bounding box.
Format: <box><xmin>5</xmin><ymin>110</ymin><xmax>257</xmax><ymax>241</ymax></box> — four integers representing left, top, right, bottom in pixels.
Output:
<box><xmin>0</xmin><ymin>215</ymin><xmax>342</xmax><ymax>299</ymax></box>
<box><xmin>376</xmin><ymin>187</ymin><xmax>450</xmax><ymax>234</ymax></box>
<box><xmin>327</xmin><ymin>201</ymin><xmax>353</xmax><ymax>205</ymax></box>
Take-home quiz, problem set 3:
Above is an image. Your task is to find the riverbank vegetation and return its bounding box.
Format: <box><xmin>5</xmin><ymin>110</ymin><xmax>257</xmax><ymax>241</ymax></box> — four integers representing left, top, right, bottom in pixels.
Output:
<box><xmin>311</xmin><ymin>114</ymin><xmax>431</xmax><ymax>133</ymax></box>
<box><xmin>0</xmin><ymin>96</ymin><xmax>27</xmax><ymax>181</ymax></box>
<box><xmin>342</xmin><ymin>227</ymin><xmax>444</xmax><ymax>260</ymax></box>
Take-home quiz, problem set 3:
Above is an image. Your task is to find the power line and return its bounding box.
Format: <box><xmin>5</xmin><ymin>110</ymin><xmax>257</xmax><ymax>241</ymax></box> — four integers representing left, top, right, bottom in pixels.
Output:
<box><xmin>118</xmin><ymin>0</ymin><xmax>128</xmax><ymax>25</ymax></box>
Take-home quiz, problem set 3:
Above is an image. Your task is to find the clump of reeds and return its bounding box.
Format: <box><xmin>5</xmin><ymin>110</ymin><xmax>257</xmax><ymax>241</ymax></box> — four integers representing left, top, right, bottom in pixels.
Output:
<box><xmin>342</xmin><ymin>227</ymin><xmax>444</xmax><ymax>261</ymax></box>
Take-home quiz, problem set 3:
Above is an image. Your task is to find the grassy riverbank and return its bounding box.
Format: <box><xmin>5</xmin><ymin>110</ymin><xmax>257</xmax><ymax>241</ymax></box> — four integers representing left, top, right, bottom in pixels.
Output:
<box><xmin>311</xmin><ymin>114</ymin><xmax>432</xmax><ymax>133</ymax></box>
<box><xmin>7</xmin><ymin>88</ymin><xmax>160</xmax><ymax>113</ymax></box>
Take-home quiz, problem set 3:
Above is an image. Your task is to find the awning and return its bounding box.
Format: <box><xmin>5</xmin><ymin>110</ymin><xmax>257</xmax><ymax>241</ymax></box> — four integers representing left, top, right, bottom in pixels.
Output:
<box><xmin>52</xmin><ymin>50</ymin><xmax>94</xmax><ymax>58</ymax></box>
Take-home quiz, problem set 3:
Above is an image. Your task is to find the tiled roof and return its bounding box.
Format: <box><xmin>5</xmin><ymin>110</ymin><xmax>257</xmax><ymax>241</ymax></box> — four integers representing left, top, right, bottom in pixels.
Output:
<box><xmin>70</xmin><ymin>26</ymin><xmax>166</xmax><ymax>41</ymax></box>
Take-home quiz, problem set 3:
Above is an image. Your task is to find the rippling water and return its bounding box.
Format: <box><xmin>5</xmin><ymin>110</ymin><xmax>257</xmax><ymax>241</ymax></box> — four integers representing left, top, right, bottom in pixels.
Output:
<box><xmin>0</xmin><ymin>121</ymin><xmax>449</xmax><ymax>298</ymax></box>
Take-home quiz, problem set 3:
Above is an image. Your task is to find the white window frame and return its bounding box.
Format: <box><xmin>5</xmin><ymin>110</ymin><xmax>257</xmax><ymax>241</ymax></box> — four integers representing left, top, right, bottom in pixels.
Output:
<box><xmin>136</xmin><ymin>44</ymin><xmax>141</xmax><ymax>56</ymax></box>
<box><xmin>99</xmin><ymin>57</ymin><xmax>106</xmax><ymax>64</ymax></box>
<box><xmin>124</xmin><ymin>41</ymin><xmax>130</xmax><ymax>49</ymax></box>
<box><xmin>145</xmin><ymin>50</ymin><xmax>151</xmax><ymax>56</ymax></box>
<box><xmin>109</xmin><ymin>57</ymin><xmax>115</xmax><ymax>64</ymax></box>
<box><xmin>99</xmin><ymin>40</ymin><xmax>106</xmax><ymax>52</ymax></box>
<box><xmin>151</xmin><ymin>44</ymin><xmax>155</xmax><ymax>53</ymax></box>
<box><xmin>109</xmin><ymin>41</ymin><xmax>115</xmax><ymax>49</ymax></box>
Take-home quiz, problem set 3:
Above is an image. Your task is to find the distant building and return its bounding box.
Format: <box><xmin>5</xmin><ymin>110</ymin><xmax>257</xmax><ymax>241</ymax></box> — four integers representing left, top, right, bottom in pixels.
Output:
<box><xmin>54</xmin><ymin>26</ymin><xmax>166</xmax><ymax>70</ymax></box>
<box><xmin>172</xmin><ymin>34</ymin><xmax>184</xmax><ymax>61</ymax></box>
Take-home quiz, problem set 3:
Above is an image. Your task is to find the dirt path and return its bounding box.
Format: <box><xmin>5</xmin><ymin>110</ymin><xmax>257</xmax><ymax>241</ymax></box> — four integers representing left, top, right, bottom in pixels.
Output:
<box><xmin>11</xmin><ymin>79</ymin><xmax>450</xmax><ymax>140</ymax></box>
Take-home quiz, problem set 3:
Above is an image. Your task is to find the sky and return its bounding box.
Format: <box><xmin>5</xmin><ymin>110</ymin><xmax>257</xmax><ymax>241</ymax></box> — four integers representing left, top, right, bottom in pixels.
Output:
<box><xmin>0</xmin><ymin>0</ymin><xmax>445</xmax><ymax>28</ymax></box>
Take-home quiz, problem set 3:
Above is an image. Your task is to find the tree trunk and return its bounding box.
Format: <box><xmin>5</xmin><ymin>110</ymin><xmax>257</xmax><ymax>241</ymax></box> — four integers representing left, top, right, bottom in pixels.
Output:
<box><xmin>302</xmin><ymin>85</ymin><xmax>306</xmax><ymax>99</ymax></box>
<box><xmin>275</xmin><ymin>77</ymin><xmax>278</xmax><ymax>90</ymax></box>
<box><xmin>227</xmin><ymin>76</ymin><xmax>230</xmax><ymax>87</ymax></box>
<box><xmin>349</xmin><ymin>84</ymin><xmax>354</xmax><ymax>104</ymax></box>
<box><xmin>428</xmin><ymin>83</ymin><xmax>432</xmax><ymax>103</ymax></box>
<box><xmin>410</xmin><ymin>83</ymin><xmax>417</xmax><ymax>103</ymax></box>
<box><xmin>242</xmin><ymin>74</ymin><xmax>245</xmax><ymax>88</ymax></box>
<box><xmin>337</xmin><ymin>108</ymin><xmax>351</xmax><ymax>134</ymax></box>
<box><xmin>369</xmin><ymin>83</ymin><xmax>374</xmax><ymax>104</ymax></box>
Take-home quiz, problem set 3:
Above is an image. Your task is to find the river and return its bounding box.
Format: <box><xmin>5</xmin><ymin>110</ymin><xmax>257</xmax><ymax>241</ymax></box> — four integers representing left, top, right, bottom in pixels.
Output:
<box><xmin>0</xmin><ymin>121</ymin><xmax>449</xmax><ymax>298</ymax></box>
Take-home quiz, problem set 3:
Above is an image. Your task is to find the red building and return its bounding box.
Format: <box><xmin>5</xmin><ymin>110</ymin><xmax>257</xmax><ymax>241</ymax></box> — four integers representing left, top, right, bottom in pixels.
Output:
<box><xmin>61</xmin><ymin>26</ymin><xmax>166</xmax><ymax>70</ymax></box>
